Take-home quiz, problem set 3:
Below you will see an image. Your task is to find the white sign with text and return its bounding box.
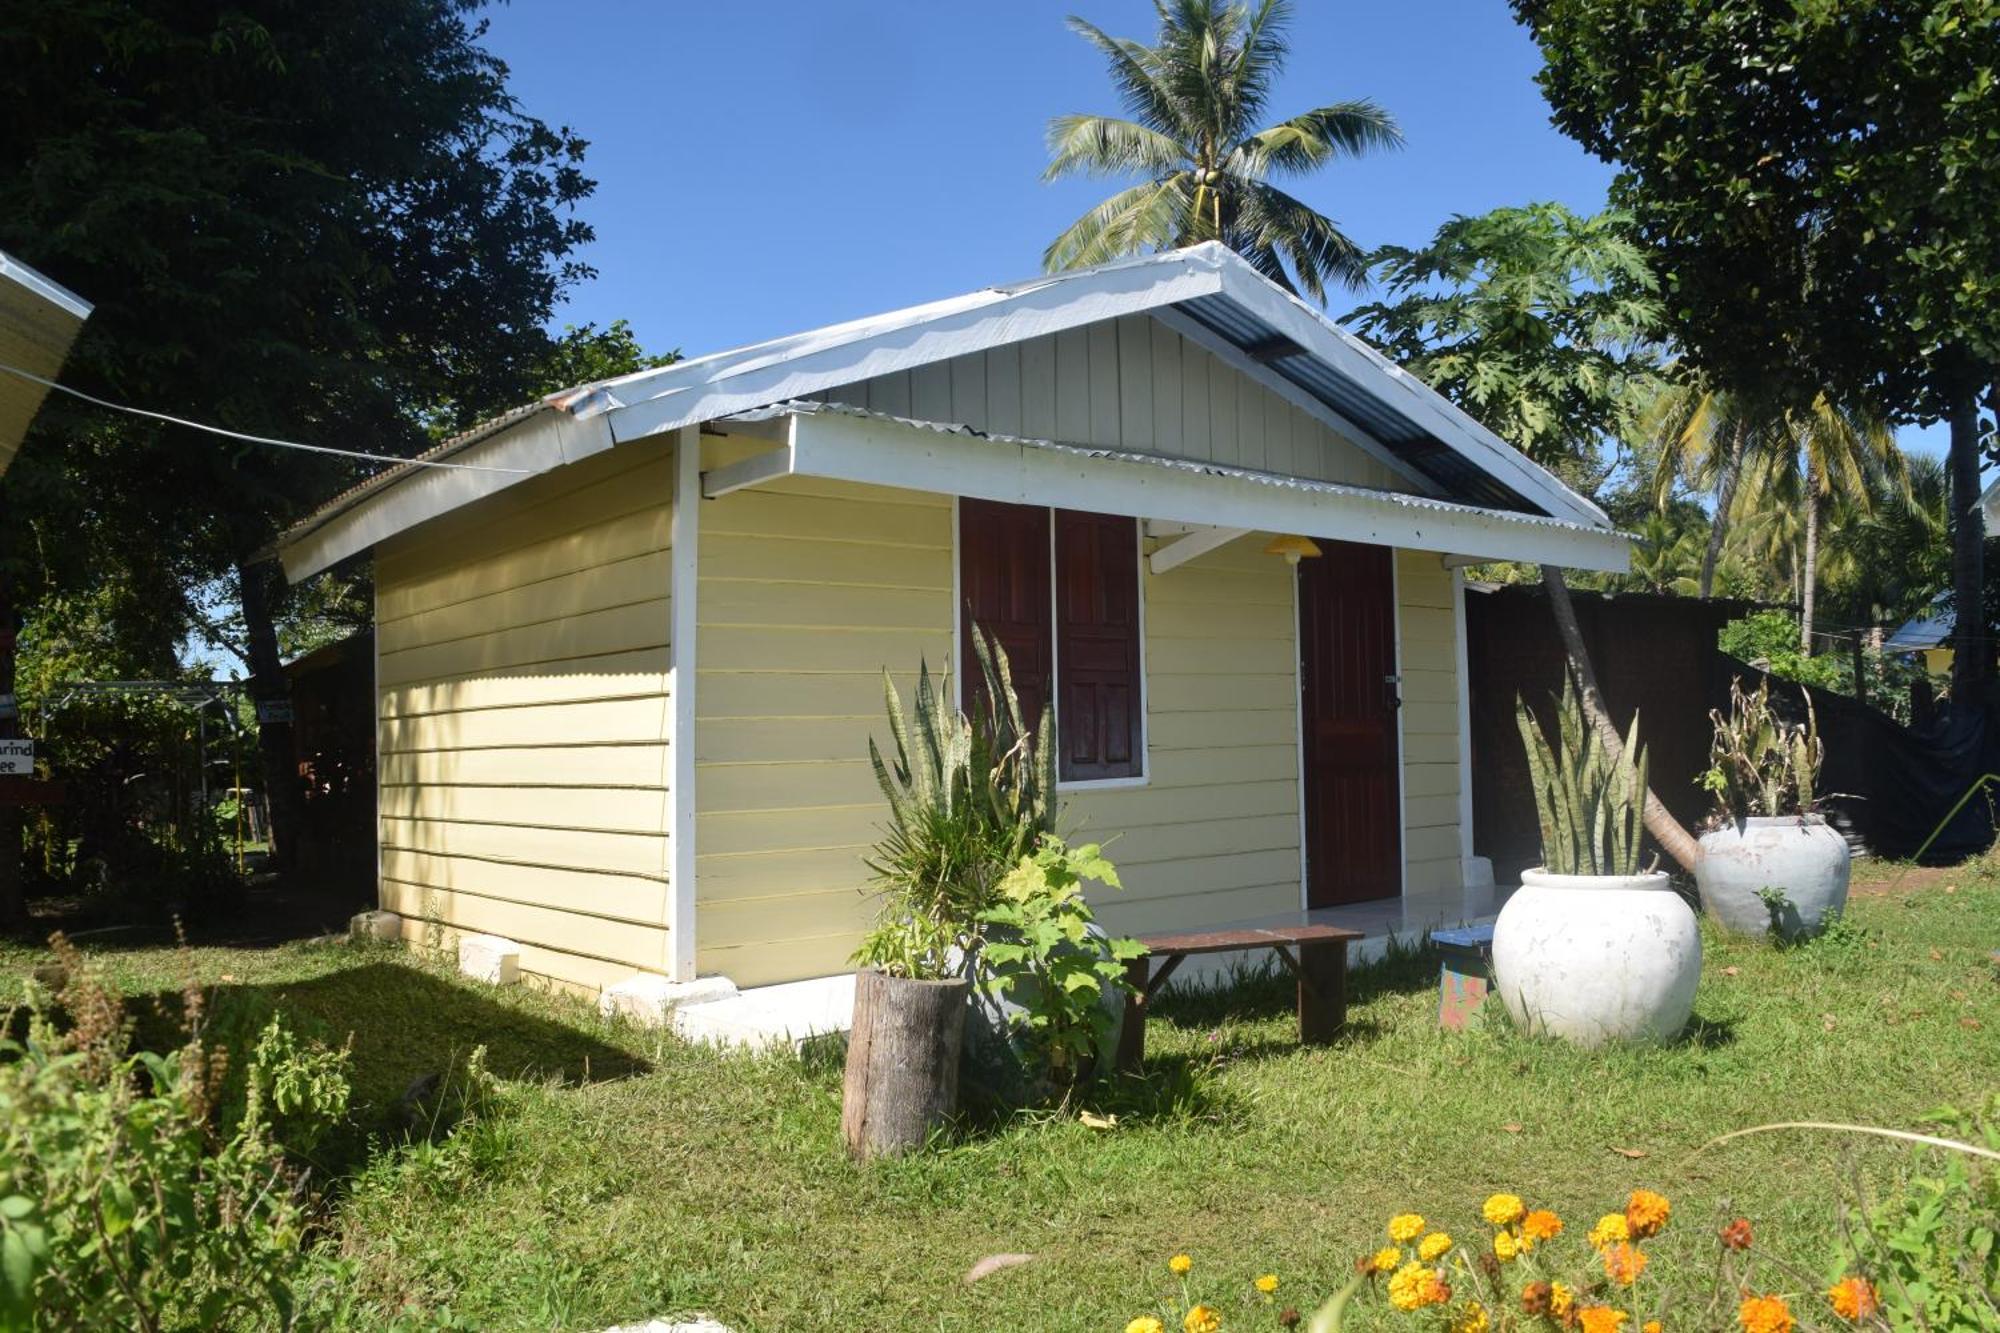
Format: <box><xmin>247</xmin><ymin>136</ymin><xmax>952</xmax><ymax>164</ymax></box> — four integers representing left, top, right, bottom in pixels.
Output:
<box><xmin>0</xmin><ymin>738</ymin><xmax>32</xmax><ymax>776</ymax></box>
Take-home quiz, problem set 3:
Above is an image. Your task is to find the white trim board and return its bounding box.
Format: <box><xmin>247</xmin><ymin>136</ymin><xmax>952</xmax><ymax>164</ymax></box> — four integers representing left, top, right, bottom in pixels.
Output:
<box><xmin>722</xmin><ymin>409</ymin><xmax>1630</xmax><ymax>573</ymax></box>
<box><xmin>668</xmin><ymin>426</ymin><xmax>701</xmax><ymax>982</ymax></box>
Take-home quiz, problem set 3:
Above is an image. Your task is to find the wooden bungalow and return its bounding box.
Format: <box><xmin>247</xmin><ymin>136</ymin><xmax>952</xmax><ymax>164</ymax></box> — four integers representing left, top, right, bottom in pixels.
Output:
<box><xmin>274</xmin><ymin>243</ymin><xmax>1629</xmax><ymax>1029</ymax></box>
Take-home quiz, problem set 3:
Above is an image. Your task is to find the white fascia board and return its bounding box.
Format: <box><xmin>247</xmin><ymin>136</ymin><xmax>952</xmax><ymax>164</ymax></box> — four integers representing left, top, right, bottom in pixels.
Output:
<box><xmin>601</xmin><ymin>252</ymin><xmax>1229</xmax><ymax>446</ymax></box>
<box><xmin>278</xmin><ymin>408</ymin><xmax>615</xmax><ymax>581</ymax></box>
<box><xmin>783</xmin><ymin>411</ymin><xmax>1631</xmax><ymax>573</ymax></box>
<box><xmin>1149</xmin><ymin>525</ymin><xmax>1250</xmax><ymax>575</ymax></box>
<box><xmin>1211</xmin><ymin>264</ymin><xmax>1613</xmax><ymax>531</ymax></box>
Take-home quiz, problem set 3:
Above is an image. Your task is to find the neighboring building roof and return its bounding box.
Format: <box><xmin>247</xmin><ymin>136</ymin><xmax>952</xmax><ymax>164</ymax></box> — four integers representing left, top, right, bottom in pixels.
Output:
<box><xmin>1887</xmin><ymin>589</ymin><xmax>1954</xmax><ymax>652</ymax></box>
<box><xmin>278</xmin><ymin>242</ymin><xmax>1619</xmax><ymax>580</ymax></box>
<box><xmin>0</xmin><ymin>249</ymin><xmax>91</xmax><ymax>476</ymax></box>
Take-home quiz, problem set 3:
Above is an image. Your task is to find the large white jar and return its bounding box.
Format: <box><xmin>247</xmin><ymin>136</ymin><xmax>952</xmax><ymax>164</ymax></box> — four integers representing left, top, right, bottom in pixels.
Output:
<box><xmin>1694</xmin><ymin>815</ymin><xmax>1851</xmax><ymax>939</ymax></box>
<box><xmin>1491</xmin><ymin>870</ymin><xmax>1702</xmax><ymax>1047</ymax></box>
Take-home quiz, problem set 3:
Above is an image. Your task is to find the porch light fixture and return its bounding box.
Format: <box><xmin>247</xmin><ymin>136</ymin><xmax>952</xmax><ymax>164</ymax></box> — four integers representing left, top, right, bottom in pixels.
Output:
<box><xmin>1263</xmin><ymin>534</ymin><xmax>1322</xmax><ymax>565</ymax></box>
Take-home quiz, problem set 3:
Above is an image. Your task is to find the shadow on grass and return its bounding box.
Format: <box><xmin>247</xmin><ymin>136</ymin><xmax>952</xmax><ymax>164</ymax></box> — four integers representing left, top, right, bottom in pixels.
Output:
<box><xmin>1149</xmin><ymin>931</ymin><xmax>1445</xmax><ymax>1032</ymax></box>
<box><xmin>117</xmin><ymin>959</ymin><xmax>651</xmax><ymax>1177</ymax></box>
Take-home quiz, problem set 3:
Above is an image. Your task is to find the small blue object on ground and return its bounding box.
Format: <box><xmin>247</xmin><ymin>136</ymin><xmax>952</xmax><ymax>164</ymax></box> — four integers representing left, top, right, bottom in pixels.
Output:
<box><xmin>1433</xmin><ymin>924</ymin><xmax>1496</xmax><ymax>1030</ymax></box>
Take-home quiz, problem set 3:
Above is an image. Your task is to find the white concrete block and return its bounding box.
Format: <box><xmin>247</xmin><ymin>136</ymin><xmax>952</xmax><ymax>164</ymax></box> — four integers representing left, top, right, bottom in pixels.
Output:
<box><xmin>349</xmin><ymin>910</ymin><xmax>402</xmax><ymax>942</ymax></box>
<box><xmin>601</xmin><ymin>1319</ymin><xmax>734</xmax><ymax>1333</ymax></box>
<box><xmin>670</xmin><ymin>971</ymin><xmax>857</xmax><ymax>1052</ymax></box>
<box><xmin>457</xmin><ymin>934</ymin><xmax>521</xmax><ymax>986</ymax></box>
<box><xmin>596</xmin><ymin>973</ymin><xmax>738</xmax><ymax>1026</ymax></box>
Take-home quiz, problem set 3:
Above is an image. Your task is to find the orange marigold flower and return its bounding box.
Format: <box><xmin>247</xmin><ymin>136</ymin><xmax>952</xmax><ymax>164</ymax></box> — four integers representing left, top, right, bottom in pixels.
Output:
<box><xmin>1603</xmin><ymin>1241</ymin><xmax>1648</xmax><ymax>1286</ymax></box>
<box><xmin>1184</xmin><ymin>1305</ymin><xmax>1223</xmax><ymax>1333</ymax></box>
<box><xmin>1719</xmin><ymin>1218</ymin><xmax>1754</xmax><ymax>1251</ymax></box>
<box><xmin>1827</xmin><ymin>1276</ymin><xmax>1879</xmax><ymax>1321</ymax></box>
<box><xmin>1578</xmin><ymin>1306</ymin><xmax>1629</xmax><ymax>1333</ymax></box>
<box><xmin>1738</xmin><ymin>1295</ymin><xmax>1795</xmax><ymax>1333</ymax></box>
<box><xmin>1588</xmin><ymin>1213</ymin><xmax>1630</xmax><ymax>1250</ymax></box>
<box><xmin>1522</xmin><ymin>1209</ymin><xmax>1564</xmax><ymax>1241</ymax></box>
<box><xmin>1625</xmin><ymin>1189</ymin><xmax>1671</xmax><ymax>1239</ymax></box>
<box><xmin>1521</xmin><ymin>1281</ymin><xmax>1553</xmax><ymax>1316</ymax></box>
<box><xmin>1643</xmin><ymin>1323</ymin><xmax>1662</xmax><ymax>1333</ymax></box>
<box><xmin>1388</xmin><ymin>1213</ymin><xmax>1427</xmax><ymax>1244</ymax></box>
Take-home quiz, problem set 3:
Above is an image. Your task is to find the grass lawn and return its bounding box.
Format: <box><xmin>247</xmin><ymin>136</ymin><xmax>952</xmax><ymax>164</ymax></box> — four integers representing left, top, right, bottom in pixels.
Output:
<box><xmin>4</xmin><ymin>862</ymin><xmax>1996</xmax><ymax>1331</ymax></box>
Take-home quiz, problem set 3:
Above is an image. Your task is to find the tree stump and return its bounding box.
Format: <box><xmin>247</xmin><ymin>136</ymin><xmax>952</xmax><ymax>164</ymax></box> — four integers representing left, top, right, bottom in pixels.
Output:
<box><xmin>841</xmin><ymin>969</ymin><xmax>968</xmax><ymax>1160</ymax></box>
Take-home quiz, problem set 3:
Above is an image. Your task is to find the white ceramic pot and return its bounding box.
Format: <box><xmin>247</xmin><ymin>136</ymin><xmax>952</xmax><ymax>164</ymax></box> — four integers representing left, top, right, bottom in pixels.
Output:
<box><xmin>1491</xmin><ymin>870</ymin><xmax>1702</xmax><ymax>1047</ymax></box>
<box><xmin>1695</xmin><ymin>815</ymin><xmax>1851</xmax><ymax>939</ymax></box>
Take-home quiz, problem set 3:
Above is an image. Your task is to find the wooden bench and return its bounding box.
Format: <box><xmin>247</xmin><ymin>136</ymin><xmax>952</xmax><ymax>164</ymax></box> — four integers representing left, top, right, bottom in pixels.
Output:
<box><xmin>1114</xmin><ymin>923</ymin><xmax>1365</xmax><ymax>1072</ymax></box>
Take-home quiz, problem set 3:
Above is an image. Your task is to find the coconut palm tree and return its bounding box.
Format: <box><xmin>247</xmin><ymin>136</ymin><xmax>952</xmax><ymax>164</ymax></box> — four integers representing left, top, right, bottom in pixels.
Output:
<box><xmin>1644</xmin><ymin>376</ymin><xmax>1766</xmax><ymax>598</ymax></box>
<box><xmin>1043</xmin><ymin>0</ymin><xmax>1402</xmax><ymax>301</ymax></box>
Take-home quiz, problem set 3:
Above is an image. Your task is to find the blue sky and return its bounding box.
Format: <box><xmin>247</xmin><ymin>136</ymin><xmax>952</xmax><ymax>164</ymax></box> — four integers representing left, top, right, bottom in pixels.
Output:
<box><xmin>477</xmin><ymin>0</ymin><xmax>1946</xmax><ymax>457</ymax></box>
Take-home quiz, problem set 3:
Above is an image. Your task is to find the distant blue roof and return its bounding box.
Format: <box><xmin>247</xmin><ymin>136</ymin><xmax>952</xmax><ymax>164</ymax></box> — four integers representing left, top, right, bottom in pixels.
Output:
<box><xmin>1887</xmin><ymin>589</ymin><xmax>1954</xmax><ymax>652</ymax></box>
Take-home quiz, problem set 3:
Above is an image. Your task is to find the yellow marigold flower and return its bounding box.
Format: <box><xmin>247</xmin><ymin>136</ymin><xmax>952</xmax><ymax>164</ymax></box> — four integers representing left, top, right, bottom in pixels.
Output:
<box><xmin>1550</xmin><ymin>1283</ymin><xmax>1575</xmax><ymax>1319</ymax></box>
<box><xmin>1388</xmin><ymin>1213</ymin><xmax>1426</xmax><ymax>1244</ymax></box>
<box><xmin>1625</xmin><ymin>1189</ymin><xmax>1671</xmax><ymax>1239</ymax></box>
<box><xmin>1387</xmin><ymin>1263</ymin><xmax>1450</xmax><ymax>1311</ymax></box>
<box><xmin>1588</xmin><ymin>1212</ymin><xmax>1630</xmax><ymax>1250</ymax></box>
<box><xmin>1127</xmin><ymin>1320</ymin><xmax>1166</xmax><ymax>1333</ymax></box>
<box><xmin>1603</xmin><ymin>1241</ymin><xmax>1647</xmax><ymax>1286</ymax></box>
<box><xmin>1184</xmin><ymin>1305</ymin><xmax>1222</xmax><ymax>1333</ymax></box>
<box><xmin>1419</xmin><ymin>1232</ymin><xmax>1454</xmax><ymax>1262</ymax></box>
<box><xmin>1492</xmin><ymin>1230</ymin><xmax>1521</xmax><ymax>1263</ymax></box>
<box><xmin>1738</xmin><ymin>1295</ymin><xmax>1795</xmax><ymax>1333</ymax></box>
<box><xmin>1371</xmin><ymin>1246</ymin><xmax>1401</xmax><ymax>1273</ymax></box>
<box><xmin>1482</xmin><ymin>1193</ymin><xmax>1527</xmax><ymax>1226</ymax></box>
<box><xmin>1453</xmin><ymin>1302</ymin><xmax>1491</xmax><ymax>1333</ymax></box>
<box><xmin>1254</xmin><ymin>1274</ymin><xmax>1279</xmax><ymax>1295</ymax></box>
<box><xmin>1827</xmin><ymin>1276</ymin><xmax>1879</xmax><ymax>1320</ymax></box>
<box><xmin>1578</xmin><ymin>1307</ymin><xmax>1630</xmax><ymax>1333</ymax></box>
<box><xmin>1522</xmin><ymin>1209</ymin><xmax>1563</xmax><ymax>1242</ymax></box>
<box><xmin>1168</xmin><ymin>1254</ymin><xmax>1193</xmax><ymax>1276</ymax></box>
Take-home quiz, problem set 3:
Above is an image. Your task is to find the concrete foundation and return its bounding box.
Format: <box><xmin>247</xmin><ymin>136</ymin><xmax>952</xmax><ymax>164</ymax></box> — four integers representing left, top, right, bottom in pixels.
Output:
<box><xmin>457</xmin><ymin>934</ymin><xmax>521</xmax><ymax>986</ymax></box>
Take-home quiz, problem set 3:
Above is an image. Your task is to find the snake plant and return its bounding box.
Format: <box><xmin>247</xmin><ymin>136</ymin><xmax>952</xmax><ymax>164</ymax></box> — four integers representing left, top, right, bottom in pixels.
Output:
<box><xmin>1516</xmin><ymin>674</ymin><xmax>1649</xmax><ymax>877</ymax></box>
<box><xmin>1701</xmin><ymin>676</ymin><xmax>1823</xmax><ymax>822</ymax></box>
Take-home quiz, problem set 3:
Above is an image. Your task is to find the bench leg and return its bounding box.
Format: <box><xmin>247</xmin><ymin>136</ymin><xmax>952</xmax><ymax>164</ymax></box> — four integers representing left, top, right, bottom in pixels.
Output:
<box><xmin>1115</xmin><ymin>955</ymin><xmax>1152</xmax><ymax>1073</ymax></box>
<box><xmin>1296</xmin><ymin>940</ymin><xmax>1349</xmax><ymax>1044</ymax></box>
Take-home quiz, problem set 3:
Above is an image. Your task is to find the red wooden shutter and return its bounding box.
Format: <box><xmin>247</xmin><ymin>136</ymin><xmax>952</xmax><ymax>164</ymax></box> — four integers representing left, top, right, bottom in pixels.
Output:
<box><xmin>1054</xmin><ymin>510</ymin><xmax>1143</xmax><ymax>781</ymax></box>
<box><xmin>958</xmin><ymin>498</ymin><xmax>1052</xmax><ymax>732</ymax></box>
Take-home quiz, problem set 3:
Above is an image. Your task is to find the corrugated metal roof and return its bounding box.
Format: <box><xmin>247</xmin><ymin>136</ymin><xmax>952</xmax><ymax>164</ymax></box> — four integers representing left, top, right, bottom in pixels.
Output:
<box><xmin>726</xmin><ymin>399</ymin><xmax>1625</xmax><ymax>544</ymax></box>
<box><xmin>1173</xmin><ymin>293</ymin><xmax>1533</xmax><ymax>512</ymax></box>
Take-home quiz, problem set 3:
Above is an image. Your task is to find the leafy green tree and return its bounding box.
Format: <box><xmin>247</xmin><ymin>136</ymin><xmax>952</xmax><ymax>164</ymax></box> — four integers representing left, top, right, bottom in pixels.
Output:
<box><xmin>1345</xmin><ymin>202</ymin><xmax>1665</xmax><ymax>487</ymax></box>
<box><xmin>0</xmin><ymin>0</ymin><xmax>599</xmax><ymax>870</ymax></box>
<box><xmin>1043</xmin><ymin>0</ymin><xmax>1402</xmax><ymax>300</ymax></box>
<box><xmin>1512</xmin><ymin>0</ymin><xmax>2000</xmax><ymax>703</ymax></box>
<box><xmin>1341</xmin><ymin>201</ymin><xmax>1697</xmax><ymax>868</ymax></box>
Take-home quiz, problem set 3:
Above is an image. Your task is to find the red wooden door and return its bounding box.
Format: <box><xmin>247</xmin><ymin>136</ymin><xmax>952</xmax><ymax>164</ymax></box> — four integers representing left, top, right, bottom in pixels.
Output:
<box><xmin>1299</xmin><ymin>541</ymin><xmax>1401</xmax><ymax>906</ymax></box>
<box><xmin>958</xmin><ymin>498</ymin><xmax>1052</xmax><ymax>730</ymax></box>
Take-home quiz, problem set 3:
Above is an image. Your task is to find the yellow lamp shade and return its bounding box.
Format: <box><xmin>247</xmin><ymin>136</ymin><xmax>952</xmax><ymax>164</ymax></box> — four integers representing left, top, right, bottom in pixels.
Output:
<box><xmin>1262</xmin><ymin>534</ymin><xmax>1322</xmax><ymax>564</ymax></box>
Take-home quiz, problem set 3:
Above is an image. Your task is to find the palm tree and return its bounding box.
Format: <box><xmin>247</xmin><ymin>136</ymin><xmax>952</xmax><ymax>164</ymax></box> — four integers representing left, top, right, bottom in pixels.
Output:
<box><xmin>1724</xmin><ymin>397</ymin><xmax>1904</xmax><ymax>652</ymax></box>
<box><xmin>1644</xmin><ymin>376</ymin><xmax>1764</xmax><ymax>598</ymax></box>
<box><xmin>1043</xmin><ymin>0</ymin><xmax>1402</xmax><ymax>301</ymax></box>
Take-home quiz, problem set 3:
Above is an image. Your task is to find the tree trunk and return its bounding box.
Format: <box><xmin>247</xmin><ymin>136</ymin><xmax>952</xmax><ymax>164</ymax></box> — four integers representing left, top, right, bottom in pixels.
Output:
<box><xmin>1699</xmin><ymin>419</ymin><xmax>1749</xmax><ymax>599</ymax></box>
<box><xmin>1800</xmin><ymin>460</ymin><xmax>1820</xmax><ymax>656</ymax></box>
<box><xmin>1947</xmin><ymin>389</ymin><xmax>1988</xmax><ymax>705</ymax></box>
<box><xmin>1539</xmin><ymin>565</ymin><xmax>1702</xmax><ymax>872</ymax></box>
<box><xmin>0</xmin><ymin>576</ymin><xmax>21</xmax><ymax>928</ymax></box>
<box><xmin>841</xmin><ymin>969</ymin><xmax>968</xmax><ymax>1160</ymax></box>
<box><xmin>237</xmin><ymin>557</ymin><xmax>302</xmax><ymax>872</ymax></box>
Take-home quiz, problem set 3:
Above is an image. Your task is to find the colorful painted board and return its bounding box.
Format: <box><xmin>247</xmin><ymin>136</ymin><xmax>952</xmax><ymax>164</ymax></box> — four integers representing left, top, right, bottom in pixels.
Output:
<box><xmin>1433</xmin><ymin>924</ymin><xmax>1495</xmax><ymax>1030</ymax></box>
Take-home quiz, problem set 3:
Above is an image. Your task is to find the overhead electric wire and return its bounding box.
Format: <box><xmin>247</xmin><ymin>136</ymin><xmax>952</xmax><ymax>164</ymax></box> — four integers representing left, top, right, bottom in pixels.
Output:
<box><xmin>0</xmin><ymin>360</ymin><xmax>532</xmax><ymax>474</ymax></box>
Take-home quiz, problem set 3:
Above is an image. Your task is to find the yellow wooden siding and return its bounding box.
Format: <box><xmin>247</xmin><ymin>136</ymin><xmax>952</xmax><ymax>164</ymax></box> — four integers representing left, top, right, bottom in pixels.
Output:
<box><xmin>814</xmin><ymin>314</ymin><xmax>1412</xmax><ymax>492</ymax></box>
<box><xmin>1396</xmin><ymin>549</ymin><xmax>1464</xmax><ymax>897</ymax></box>
<box><xmin>1063</xmin><ymin>539</ymin><xmax>1302</xmax><ymax>936</ymax></box>
<box><xmin>691</xmin><ymin>458</ymin><xmax>954</xmax><ymax>987</ymax></box>
<box><xmin>373</xmin><ymin>437</ymin><xmax>675</xmax><ymax>990</ymax></box>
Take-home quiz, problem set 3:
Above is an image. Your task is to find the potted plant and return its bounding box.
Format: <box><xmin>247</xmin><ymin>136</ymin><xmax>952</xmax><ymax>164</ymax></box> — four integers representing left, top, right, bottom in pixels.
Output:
<box><xmin>1693</xmin><ymin>677</ymin><xmax>1849</xmax><ymax>940</ymax></box>
<box><xmin>840</xmin><ymin>635</ymin><xmax>1054</xmax><ymax>1159</ymax></box>
<box><xmin>1490</xmin><ymin>675</ymin><xmax>1702</xmax><ymax>1046</ymax></box>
